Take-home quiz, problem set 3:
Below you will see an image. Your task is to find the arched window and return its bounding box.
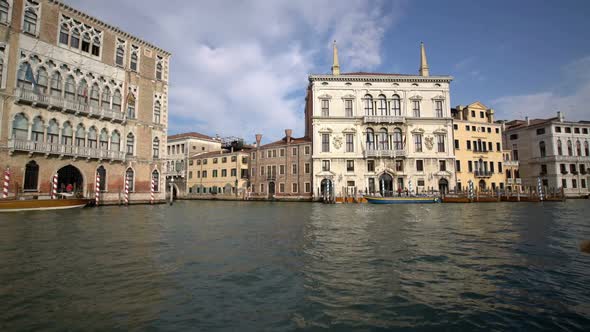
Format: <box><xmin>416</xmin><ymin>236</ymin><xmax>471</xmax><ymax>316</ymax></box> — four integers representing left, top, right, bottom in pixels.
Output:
<box><xmin>111</xmin><ymin>131</ymin><xmax>120</xmax><ymax>151</ymax></box>
<box><xmin>62</xmin><ymin>121</ymin><xmax>73</xmax><ymax>145</ymax></box>
<box><xmin>393</xmin><ymin>128</ymin><xmax>403</xmax><ymax>150</ymax></box>
<box><xmin>125</xmin><ymin>168</ymin><xmax>134</xmax><ymax>192</ymax></box>
<box><xmin>539</xmin><ymin>141</ymin><xmax>546</xmax><ymax>157</ymax></box>
<box><xmin>75</xmin><ymin>124</ymin><xmax>85</xmax><ymax>147</ymax></box>
<box><xmin>47</xmin><ymin>119</ymin><xmax>59</xmax><ymax>144</ymax></box>
<box><xmin>50</xmin><ymin>72</ymin><xmax>62</xmax><ymax>97</ymax></box>
<box><xmin>154</xmin><ymin>100</ymin><xmax>161</xmax><ymax>124</ymax></box>
<box><xmin>364</xmin><ymin>94</ymin><xmax>374</xmax><ymax>116</ymax></box>
<box><xmin>77</xmin><ymin>79</ymin><xmax>88</xmax><ymax>104</ymax></box>
<box><xmin>59</xmin><ymin>23</ymin><xmax>69</xmax><ymax>45</ymax></box>
<box><xmin>391</xmin><ymin>94</ymin><xmax>401</xmax><ymax>116</ymax></box>
<box><xmin>97</xmin><ymin>166</ymin><xmax>106</xmax><ymax>191</ymax></box>
<box><xmin>17</xmin><ymin>62</ymin><xmax>33</xmax><ymax>88</ymax></box>
<box><xmin>126</xmin><ymin>133</ymin><xmax>134</xmax><ymax>155</ymax></box>
<box><xmin>153</xmin><ymin>137</ymin><xmax>160</xmax><ymax>158</ymax></box>
<box><xmin>88</xmin><ymin>126</ymin><xmax>97</xmax><ymax>148</ymax></box>
<box><xmin>156</xmin><ymin>62</ymin><xmax>163</xmax><ymax>80</ymax></box>
<box><xmin>0</xmin><ymin>1</ymin><xmax>9</xmax><ymax>24</ymax></box>
<box><xmin>36</xmin><ymin>67</ymin><xmax>48</xmax><ymax>94</ymax></box>
<box><xmin>24</xmin><ymin>161</ymin><xmax>39</xmax><ymax>191</ymax></box>
<box><xmin>378</xmin><ymin>95</ymin><xmax>387</xmax><ymax>116</ymax></box>
<box><xmin>366</xmin><ymin>128</ymin><xmax>375</xmax><ymax>150</ymax></box>
<box><xmin>71</xmin><ymin>28</ymin><xmax>80</xmax><ymax>49</ymax></box>
<box><xmin>12</xmin><ymin>113</ymin><xmax>28</xmax><ymax>140</ymax></box>
<box><xmin>378</xmin><ymin>128</ymin><xmax>388</xmax><ymax>150</ymax></box>
<box><xmin>130</xmin><ymin>51</ymin><xmax>138</xmax><ymax>72</ymax></box>
<box><xmin>91</xmin><ymin>36</ymin><xmax>101</xmax><ymax>56</ymax></box>
<box><xmin>127</xmin><ymin>93</ymin><xmax>136</xmax><ymax>119</ymax></box>
<box><xmin>152</xmin><ymin>170</ymin><xmax>160</xmax><ymax>192</ymax></box>
<box><xmin>585</xmin><ymin>141</ymin><xmax>589</xmax><ymax>156</ymax></box>
<box><xmin>116</xmin><ymin>45</ymin><xmax>125</xmax><ymax>66</ymax></box>
<box><xmin>576</xmin><ymin>140</ymin><xmax>581</xmax><ymax>156</ymax></box>
<box><xmin>112</xmin><ymin>90</ymin><xmax>122</xmax><ymax>112</ymax></box>
<box><xmin>567</xmin><ymin>140</ymin><xmax>573</xmax><ymax>156</ymax></box>
<box><xmin>31</xmin><ymin>116</ymin><xmax>44</xmax><ymax>142</ymax></box>
<box><xmin>81</xmin><ymin>33</ymin><xmax>91</xmax><ymax>53</ymax></box>
<box><xmin>89</xmin><ymin>83</ymin><xmax>100</xmax><ymax>108</ymax></box>
<box><xmin>23</xmin><ymin>8</ymin><xmax>37</xmax><ymax>35</ymax></box>
<box><xmin>99</xmin><ymin>129</ymin><xmax>109</xmax><ymax>149</ymax></box>
<box><xmin>65</xmin><ymin>75</ymin><xmax>76</xmax><ymax>101</ymax></box>
<box><xmin>101</xmin><ymin>87</ymin><xmax>111</xmax><ymax>109</ymax></box>
<box><xmin>557</xmin><ymin>140</ymin><xmax>563</xmax><ymax>156</ymax></box>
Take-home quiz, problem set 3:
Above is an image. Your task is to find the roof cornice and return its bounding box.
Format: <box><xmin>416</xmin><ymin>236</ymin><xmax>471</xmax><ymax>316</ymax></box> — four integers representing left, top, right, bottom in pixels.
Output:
<box><xmin>309</xmin><ymin>74</ymin><xmax>453</xmax><ymax>83</ymax></box>
<box><xmin>49</xmin><ymin>0</ymin><xmax>172</xmax><ymax>57</ymax></box>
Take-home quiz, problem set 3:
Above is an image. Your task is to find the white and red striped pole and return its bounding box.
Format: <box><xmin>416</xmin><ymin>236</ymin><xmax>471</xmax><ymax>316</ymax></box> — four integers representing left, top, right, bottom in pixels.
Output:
<box><xmin>124</xmin><ymin>176</ymin><xmax>130</xmax><ymax>205</ymax></box>
<box><xmin>51</xmin><ymin>174</ymin><xmax>58</xmax><ymax>199</ymax></box>
<box><xmin>3</xmin><ymin>167</ymin><xmax>10</xmax><ymax>199</ymax></box>
<box><xmin>150</xmin><ymin>177</ymin><xmax>155</xmax><ymax>204</ymax></box>
<box><xmin>95</xmin><ymin>172</ymin><xmax>100</xmax><ymax>206</ymax></box>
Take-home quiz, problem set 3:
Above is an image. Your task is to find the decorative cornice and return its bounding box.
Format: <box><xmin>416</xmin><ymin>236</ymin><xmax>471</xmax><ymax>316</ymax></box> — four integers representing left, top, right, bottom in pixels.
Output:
<box><xmin>49</xmin><ymin>0</ymin><xmax>172</xmax><ymax>57</ymax></box>
<box><xmin>310</xmin><ymin>74</ymin><xmax>453</xmax><ymax>83</ymax></box>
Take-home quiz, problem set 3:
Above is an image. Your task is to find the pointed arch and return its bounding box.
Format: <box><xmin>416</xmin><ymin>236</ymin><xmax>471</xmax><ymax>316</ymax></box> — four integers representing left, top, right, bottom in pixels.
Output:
<box><xmin>62</xmin><ymin>121</ymin><xmax>73</xmax><ymax>145</ymax></box>
<box><xmin>65</xmin><ymin>75</ymin><xmax>76</xmax><ymax>101</ymax></box>
<box><xmin>99</xmin><ymin>128</ymin><xmax>109</xmax><ymax>150</ymax></box>
<box><xmin>87</xmin><ymin>126</ymin><xmax>98</xmax><ymax>148</ymax></box>
<box><xmin>126</xmin><ymin>132</ymin><xmax>135</xmax><ymax>155</ymax></box>
<box><xmin>112</xmin><ymin>89</ymin><xmax>122</xmax><ymax>112</ymax></box>
<box><xmin>50</xmin><ymin>71</ymin><xmax>63</xmax><ymax>97</ymax></box>
<box><xmin>75</xmin><ymin>124</ymin><xmax>86</xmax><ymax>147</ymax></box>
<box><xmin>31</xmin><ymin>116</ymin><xmax>44</xmax><ymax>142</ymax></box>
<box><xmin>152</xmin><ymin>169</ymin><xmax>160</xmax><ymax>192</ymax></box>
<box><xmin>24</xmin><ymin>160</ymin><xmax>39</xmax><ymax>191</ymax></box>
<box><xmin>17</xmin><ymin>62</ymin><xmax>33</xmax><ymax>88</ymax></box>
<box><xmin>101</xmin><ymin>86</ymin><xmax>111</xmax><ymax>109</ymax></box>
<box><xmin>89</xmin><ymin>83</ymin><xmax>100</xmax><ymax>108</ymax></box>
<box><xmin>111</xmin><ymin>130</ymin><xmax>121</xmax><ymax>151</ymax></box>
<box><xmin>125</xmin><ymin>167</ymin><xmax>135</xmax><ymax>192</ymax></box>
<box><xmin>153</xmin><ymin>137</ymin><xmax>160</xmax><ymax>158</ymax></box>
<box><xmin>36</xmin><ymin>67</ymin><xmax>48</xmax><ymax>93</ymax></box>
<box><xmin>97</xmin><ymin>165</ymin><xmax>106</xmax><ymax>191</ymax></box>
<box><xmin>154</xmin><ymin>100</ymin><xmax>161</xmax><ymax>124</ymax></box>
<box><xmin>12</xmin><ymin>113</ymin><xmax>28</xmax><ymax>139</ymax></box>
<box><xmin>47</xmin><ymin>119</ymin><xmax>59</xmax><ymax>144</ymax></box>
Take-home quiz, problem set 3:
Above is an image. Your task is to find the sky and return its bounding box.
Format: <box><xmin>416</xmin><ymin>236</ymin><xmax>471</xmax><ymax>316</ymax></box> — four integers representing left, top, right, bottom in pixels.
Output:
<box><xmin>65</xmin><ymin>0</ymin><xmax>590</xmax><ymax>143</ymax></box>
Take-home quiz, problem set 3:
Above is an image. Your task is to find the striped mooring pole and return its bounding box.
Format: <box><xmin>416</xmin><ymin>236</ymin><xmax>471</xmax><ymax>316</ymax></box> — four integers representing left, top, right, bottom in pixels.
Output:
<box><xmin>124</xmin><ymin>176</ymin><xmax>130</xmax><ymax>205</ymax></box>
<box><xmin>3</xmin><ymin>167</ymin><xmax>10</xmax><ymax>199</ymax></box>
<box><xmin>51</xmin><ymin>174</ymin><xmax>58</xmax><ymax>199</ymax></box>
<box><xmin>468</xmin><ymin>180</ymin><xmax>474</xmax><ymax>200</ymax></box>
<box><xmin>150</xmin><ymin>176</ymin><xmax>155</xmax><ymax>204</ymax></box>
<box><xmin>537</xmin><ymin>177</ymin><xmax>544</xmax><ymax>201</ymax></box>
<box><xmin>95</xmin><ymin>172</ymin><xmax>101</xmax><ymax>206</ymax></box>
<box><xmin>408</xmin><ymin>179</ymin><xmax>413</xmax><ymax>196</ymax></box>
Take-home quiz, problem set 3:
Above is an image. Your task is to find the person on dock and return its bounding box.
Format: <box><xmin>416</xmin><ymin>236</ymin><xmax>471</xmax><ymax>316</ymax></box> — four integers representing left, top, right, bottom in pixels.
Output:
<box><xmin>397</xmin><ymin>187</ymin><xmax>402</xmax><ymax>197</ymax></box>
<box><xmin>66</xmin><ymin>183</ymin><xmax>73</xmax><ymax>193</ymax></box>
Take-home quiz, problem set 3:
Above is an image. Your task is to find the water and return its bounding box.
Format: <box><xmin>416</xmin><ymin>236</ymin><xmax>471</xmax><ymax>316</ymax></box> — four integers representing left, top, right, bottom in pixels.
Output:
<box><xmin>1</xmin><ymin>201</ymin><xmax>590</xmax><ymax>331</ymax></box>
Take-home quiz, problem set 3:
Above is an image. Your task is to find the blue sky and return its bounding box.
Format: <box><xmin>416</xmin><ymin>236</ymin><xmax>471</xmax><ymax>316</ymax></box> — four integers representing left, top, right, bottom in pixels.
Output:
<box><xmin>66</xmin><ymin>0</ymin><xmax>590</xmax><ymax>143</ymax></box>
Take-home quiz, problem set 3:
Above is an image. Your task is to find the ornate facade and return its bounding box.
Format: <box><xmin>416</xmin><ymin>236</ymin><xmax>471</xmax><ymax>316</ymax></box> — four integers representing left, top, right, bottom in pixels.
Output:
<box><xmin>306</xmin><ymin>42</ymin><xmax>455</xmax><ymax>199</ymax></box>
<box><xmin>0</xmin><ymin>0</ymin><xmax>170</xmax><ymax>203</ymax></box>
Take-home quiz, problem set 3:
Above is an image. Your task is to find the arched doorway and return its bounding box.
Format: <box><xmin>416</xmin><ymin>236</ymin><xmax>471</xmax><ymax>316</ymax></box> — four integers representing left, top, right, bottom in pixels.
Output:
<box><xmin>478</xmin><ymin>180</ymin><xmax>486</xmax><ymax>191</ymax></box>
<box><xmin>379</xmin><ymin>173</ymin><xmax>393</xmax><ymax>197</ymax></box>
<box><xmin>438</xmin><ymin>178</ymin><xmax>449</xmax><ymax>195</ymax></box>
<box><xmin>268</xmin><ymin>182</ymin><xmax>276</xmax><ymax>199</ymax></box>
<box><xmin>57</xmin><ymin>165</ymin><xmax>83</xmax><ymax>195</ymax></box>
<box><xmin>320</xmin><ymin>179</ymin><xmax>332</xmax><ymax>199</ymax></box>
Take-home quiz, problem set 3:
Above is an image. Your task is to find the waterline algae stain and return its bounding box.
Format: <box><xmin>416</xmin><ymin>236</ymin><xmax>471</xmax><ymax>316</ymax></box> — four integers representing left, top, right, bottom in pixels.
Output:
<box><xmin>1</xmin><ymin>201</ymin><xmax>589</xmax><ymax>330</ymax></box>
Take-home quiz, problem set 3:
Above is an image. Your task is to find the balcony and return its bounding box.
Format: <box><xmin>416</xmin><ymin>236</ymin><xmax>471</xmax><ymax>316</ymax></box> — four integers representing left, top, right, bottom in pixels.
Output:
<box><xmin>503</xmin><ymin>160</ymin><xmax>519</xmax><ymax>167</ymax></box>
<box><xmin>474</xmin><ymin>170</ymin><xmax>492</xmax><ymax>178</ymax></box>
<box><xmin>165</xmin><ymin>170</ymin><xmax>186</xmax><ymax>178</ymax></box>
<box><xmin>363</xmin><ymin>115</ymin><xmax>405</xmax><ymax>124</ymax></box>
<box><xmin>266</xmin><ymin>175</ymin><xmax>277</xmax><ymax>181</ymax></box>
<box><xmin>8</xmin><ymin>139</ymin><xmax>125</xmax><ymax>161</ymax></box>
<box><xmin>15</xmin><ymin>88</ymin><xmax>125</xmax><ymax>123</ymax></box>
<box><xmin>365</xmin><ymin>149</ymin><xmax>407</xmax><ymax>158</ymax></box>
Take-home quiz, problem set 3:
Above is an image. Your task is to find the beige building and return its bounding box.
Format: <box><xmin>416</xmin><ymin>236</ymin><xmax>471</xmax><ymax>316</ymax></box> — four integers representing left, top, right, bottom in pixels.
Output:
<box><xmin>451</xmin><ymin>102</ymin><xmax>504</xmax><ymax>191</ymax></box>
<box><xmin>186</xmin><ymin>147</ymin><xmax>251</xmax><ymax>197</ymax></box>
<box><xmin>0</xmin><ymin>0</ymin><xmax>171</xmax><ymax>203</ymax></box>
<box><xmin>165</xmin><ymin>132</ymin><xmax>221</xmax><ymax>196</ymax></box>
<box><xmin>249</xmin><ymin>130</ymin><xmax>313</xmax><ymax>200</ymax></box>
<box><xmin>502</xmin><ymin>149</ymin><xmax>521</xmax><ymax>191</ymax></box>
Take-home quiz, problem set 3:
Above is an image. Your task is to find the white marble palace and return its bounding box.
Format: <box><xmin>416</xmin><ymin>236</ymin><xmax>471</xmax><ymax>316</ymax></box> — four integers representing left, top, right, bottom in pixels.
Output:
<box><xmin>305</xmin><ymin>42</ymin><xmax>456</xmax><ymax>199</ymax></box>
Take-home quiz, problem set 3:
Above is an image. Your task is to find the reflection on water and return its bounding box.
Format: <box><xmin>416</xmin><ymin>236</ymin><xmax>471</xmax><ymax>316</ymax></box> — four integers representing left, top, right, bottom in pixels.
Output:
<box><xmin>1</xmin><ymin>201</ymin><xmax>590</xmax><ymax>330</ymax></box>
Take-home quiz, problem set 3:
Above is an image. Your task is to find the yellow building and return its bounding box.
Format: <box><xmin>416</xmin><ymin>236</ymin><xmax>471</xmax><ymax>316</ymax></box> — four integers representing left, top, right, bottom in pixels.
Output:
<box><xmin>451</xmin><ymin>102</ymin><xmax>504</xmax><ymax>191</ymax></box>
<box><xmin>186</xmin><ymin>148</ymin><xmax>251</xmax><ymax>197</ymax></box>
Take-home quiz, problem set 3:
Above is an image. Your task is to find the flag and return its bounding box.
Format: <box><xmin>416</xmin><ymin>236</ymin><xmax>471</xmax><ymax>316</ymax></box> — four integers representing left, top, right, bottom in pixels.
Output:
<box><xmin>24</xmin><ymin>63</ymin><xmax>37</xmax><ymax>90</ymax></box>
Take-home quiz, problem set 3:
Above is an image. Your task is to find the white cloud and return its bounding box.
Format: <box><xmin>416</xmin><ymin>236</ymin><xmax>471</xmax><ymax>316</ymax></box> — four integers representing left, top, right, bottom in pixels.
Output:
<box><xmin>492</xmin><ymin>56</ymin><xmax>590</xmax><ymax>121</ymax></box>
<box><xmin>64</xmin><ymin>0</ymin><xmax>401</xmax><ymax>142</ymax></box>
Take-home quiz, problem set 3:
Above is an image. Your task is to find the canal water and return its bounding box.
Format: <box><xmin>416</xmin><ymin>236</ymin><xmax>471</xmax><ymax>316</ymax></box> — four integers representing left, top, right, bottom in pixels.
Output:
<box><xmin>1</xmin><ymin>200</ymin><xmax>590</xmax><ymax>331</ymax></box>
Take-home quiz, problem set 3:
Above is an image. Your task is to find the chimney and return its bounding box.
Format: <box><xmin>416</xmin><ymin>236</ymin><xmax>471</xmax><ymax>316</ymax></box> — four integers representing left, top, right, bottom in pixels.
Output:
<box><xmin>255</xmin><ymin>134</ymin><xmax>262</xmax><ymax>148</ymax></box>
<box><xmin>285</xmin><ymin>129</ymin><xmax>292</xmax><ymax>143</ymax></box>
<box><xmin>525</xmin><ymin>116</ymin><xmax>530</xmax><ymax>126</ymax></box>
<box><xmin>557</xmin><ymin>111</ymin><xmax>564</xmax><ymax>122</ymax></box>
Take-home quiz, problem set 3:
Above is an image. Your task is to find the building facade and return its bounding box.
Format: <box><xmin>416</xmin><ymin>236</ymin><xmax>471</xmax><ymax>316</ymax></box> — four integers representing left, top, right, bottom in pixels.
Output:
<box><xmin>186</xmin><ymin>148</ymin><xmax>251</xmax><ymax>197</ymax></box>
<box><xmin>451</xmin><ymin>102</ymin><xmax>504</xmax><ymax>191</ymax></box>
<box><xmin>502</xmin><ymin>149</ymin><xmax>521</xmax><ymax>191</ymax></box>
<box><xmin>0</xmin><ymin>0</ymin><xmax>170</xmax><ymax>203</ymax></box>
<box><xmin>306</xmin><ymin>42</ymin><xmax>455</xmax><ymax>199</ymax></box>
<box><xmin>503</xmin><ymin>112</ymin><xmax>590</xmax><ymax>197</ymax></box>
<box><xmin>165</xmin><ymin>132</ymin><xmax>221</xmax><ymax>196</ymax></box>
<box><xmin>249</xmin><ymin>130</ymin><xmax>313</xmax><ymax>200</ymax></box>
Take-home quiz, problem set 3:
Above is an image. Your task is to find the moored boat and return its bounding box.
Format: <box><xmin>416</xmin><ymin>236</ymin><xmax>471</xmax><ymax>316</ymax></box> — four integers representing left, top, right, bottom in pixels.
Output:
<box><xmin>0</xmin><ymin>198</ymin><xmax>91</xmax><ymax>212</ymax></box>
<box><xmin>364</xmin><ymin>196</ymin><xmax>440</xmax><ymax>204</ymax></box>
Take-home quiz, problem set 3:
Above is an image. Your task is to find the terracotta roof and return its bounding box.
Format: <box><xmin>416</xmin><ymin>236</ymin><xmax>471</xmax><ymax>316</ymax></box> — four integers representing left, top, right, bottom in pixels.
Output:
<box><xmin>505</xmin><ymin>118</ymin><xmax>557</xmax><ymax>130</ymax></box>
<box><xmin>167</xmin><ymin>132</ymin><xmax>217</xmax><ymax>141</ymax></box>
<box><xmin>258</xmin><ymin>136</ymin><xmax>311</xmax><ymax>149</ymax></box>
